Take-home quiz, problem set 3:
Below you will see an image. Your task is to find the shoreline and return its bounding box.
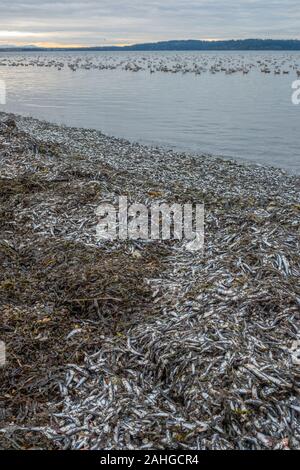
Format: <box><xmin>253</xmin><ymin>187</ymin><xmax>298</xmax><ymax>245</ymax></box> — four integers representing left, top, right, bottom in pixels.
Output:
<box><xmin>0</xmin><ymin>112</ymin><xmax>299</xmax><ymax>450</ymax></box>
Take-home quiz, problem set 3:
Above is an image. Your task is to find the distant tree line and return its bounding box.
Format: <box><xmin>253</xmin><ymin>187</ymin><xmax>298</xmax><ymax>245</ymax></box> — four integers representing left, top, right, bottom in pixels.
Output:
<box><xmin>121</xmin><ymin>39</ymin><xmax>300</xmax><ymax>51</ymax></box>
<box><xmin>2</xmin><ymin>39</ymin><xmax>300</xmax><ymax>52</ymax></box>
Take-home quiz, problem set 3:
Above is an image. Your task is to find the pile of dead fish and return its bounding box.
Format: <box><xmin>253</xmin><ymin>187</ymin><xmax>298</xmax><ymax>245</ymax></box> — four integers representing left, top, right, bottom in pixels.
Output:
<box><xmin>0</xmin><ymin>112</ymin><xmax>299</xmax><ymax>449</ymax></box>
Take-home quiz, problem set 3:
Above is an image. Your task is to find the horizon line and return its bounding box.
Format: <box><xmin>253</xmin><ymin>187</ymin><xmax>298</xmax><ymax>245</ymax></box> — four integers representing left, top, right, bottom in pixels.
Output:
<box><xmin>1</xmin><ymin>38</ymin><xmax>300</xmax><ymax>50</ymax></box>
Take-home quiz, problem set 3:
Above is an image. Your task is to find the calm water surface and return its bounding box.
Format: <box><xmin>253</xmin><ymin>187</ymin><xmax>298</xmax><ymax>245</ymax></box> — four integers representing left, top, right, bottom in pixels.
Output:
<box><xmin>0</xmin><ymin>51</ymin><xmax>299</xmax><ymax>173</ymax></box>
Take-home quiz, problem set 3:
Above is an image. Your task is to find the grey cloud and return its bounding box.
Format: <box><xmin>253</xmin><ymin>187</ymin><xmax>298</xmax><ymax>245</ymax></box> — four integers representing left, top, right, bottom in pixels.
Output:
<box><xmin>0</xmin><ymin>0</ymin><xmax>299</xmax><ymax>45</ymax></box>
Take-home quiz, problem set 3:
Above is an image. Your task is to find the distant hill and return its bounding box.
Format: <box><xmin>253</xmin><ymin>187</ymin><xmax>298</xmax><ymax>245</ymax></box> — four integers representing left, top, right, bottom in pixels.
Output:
<box><xmin>0</xmin><ymin>44</ymin><xmax>40</xmax><ymax>51</ymax></box>
<box><xmin>1</xmin><ymin>39</ymin><xmax>300</xmax><ymax>52</ymax></box>
<box><xmin>119</xmin><ymin>39</ymin><xmax>300</xmax><ymax>51</ymax></box>
<box><xmin>0</xmin><ymin>45</ymin><xmax>17</xmax><ymax>49</ymax></box>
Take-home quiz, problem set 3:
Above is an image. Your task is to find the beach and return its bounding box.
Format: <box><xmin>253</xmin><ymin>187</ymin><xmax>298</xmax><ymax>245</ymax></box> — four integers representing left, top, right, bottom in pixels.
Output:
<box><xmin>0</xmin><ymin>112</ymin><xmax>299</xmax><ymax>449</ymax></box>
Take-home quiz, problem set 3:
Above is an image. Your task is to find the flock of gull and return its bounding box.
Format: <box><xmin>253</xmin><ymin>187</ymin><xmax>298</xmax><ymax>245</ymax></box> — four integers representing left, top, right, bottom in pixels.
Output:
<box><xmin>0</xmin><ymin>53</ymin><xmax>300</xmax><ymax>76</ymax></box>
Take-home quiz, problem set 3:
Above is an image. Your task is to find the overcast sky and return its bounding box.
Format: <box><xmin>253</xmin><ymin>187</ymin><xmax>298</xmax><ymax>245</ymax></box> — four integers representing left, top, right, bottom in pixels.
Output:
<box><xmin>0</xmin><ymin>0</ymin><xmax>299</xmax><ymax>47</ymax></box>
